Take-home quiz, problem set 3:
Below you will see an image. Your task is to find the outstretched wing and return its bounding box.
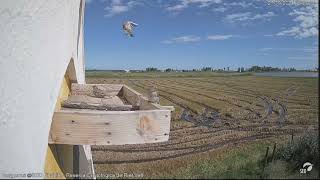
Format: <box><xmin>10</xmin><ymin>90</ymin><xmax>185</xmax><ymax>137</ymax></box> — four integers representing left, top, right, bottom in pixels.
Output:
<box><xmin>129</xmin><ymin>21</ymin><xmax>138</xmax><ymax>26</ymax></box>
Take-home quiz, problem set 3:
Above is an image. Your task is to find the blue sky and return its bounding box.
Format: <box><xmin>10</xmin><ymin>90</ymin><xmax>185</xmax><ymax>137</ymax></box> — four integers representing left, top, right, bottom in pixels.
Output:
<box><xmin>84</xmin><ymin>0</ymin><xmax>318</xmax><ymax>70</ymax></box>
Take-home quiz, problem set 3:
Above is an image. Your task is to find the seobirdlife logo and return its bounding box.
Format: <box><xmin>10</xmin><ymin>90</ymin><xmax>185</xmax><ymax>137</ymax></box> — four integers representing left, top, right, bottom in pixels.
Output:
<box><xmin>300</xmin><ymin>162</ymin><xmax>313</xmax><ymax>174</ymax></box>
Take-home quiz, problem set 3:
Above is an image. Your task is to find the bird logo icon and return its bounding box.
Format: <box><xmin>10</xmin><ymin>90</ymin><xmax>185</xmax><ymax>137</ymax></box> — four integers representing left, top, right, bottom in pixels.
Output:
<box><xmin>303</xmin><ymin>162</ymin><xmax>313</xmax><ymax>172</ymax></box>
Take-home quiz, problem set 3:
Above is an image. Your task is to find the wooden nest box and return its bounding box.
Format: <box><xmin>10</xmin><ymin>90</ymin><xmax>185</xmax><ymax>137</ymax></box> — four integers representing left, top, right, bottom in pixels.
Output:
<box><xmin>49</xmin><ymin>83</ymin><xmax>174</xmax><ymax>145</ymax></box>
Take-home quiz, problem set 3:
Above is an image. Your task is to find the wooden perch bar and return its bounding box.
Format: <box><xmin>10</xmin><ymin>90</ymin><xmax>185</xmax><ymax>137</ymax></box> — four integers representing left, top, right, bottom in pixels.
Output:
<box><xmin>49</xmin><ymin>109</ymin><xmax>171</xmax><ymax>145</ymax></box>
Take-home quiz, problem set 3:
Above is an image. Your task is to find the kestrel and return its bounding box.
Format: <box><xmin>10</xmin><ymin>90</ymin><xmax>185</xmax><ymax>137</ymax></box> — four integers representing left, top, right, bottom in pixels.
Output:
<box><xmin>123</xmin><ymin>21</ymin><xmax>138</xmax><ymax>37</ymax></box>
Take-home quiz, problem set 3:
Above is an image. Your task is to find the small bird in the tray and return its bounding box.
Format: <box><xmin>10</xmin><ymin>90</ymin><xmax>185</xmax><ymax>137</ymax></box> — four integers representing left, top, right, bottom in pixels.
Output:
<box><xmin>122</xmin><ymin>21</ymin><xmax>138</xmax><ymax>37</ymax></box>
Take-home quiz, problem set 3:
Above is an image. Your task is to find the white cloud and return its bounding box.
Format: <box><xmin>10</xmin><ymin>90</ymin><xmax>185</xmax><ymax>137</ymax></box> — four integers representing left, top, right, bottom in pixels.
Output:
<box><xmin>166</xmin><ymin>0</ymin><xmax>222</xmax><ymax>12</ymax></box>
<box><xmin>225</xmin><ymin>11</ymin><xmax>276</xmax><ymax>23</ymax></box>
<box><xmin>104</xmin><ymin>0</ymin><xmax>142</xmax><ymax>17</ymax></box>
<box><xmin>224</xmin><ymin>1</ymin><xmax>253</xmax><ymax>8</ymax></box>
<box><xmin>225</xmin><ymin>12</ymin><xmax>251</xmax><ymax>22</ymax></box>
<box><xmin>253</xmin><ymin>12</ymin><xmax>276</xmax><ymax>19</ymax></box>
<box><xmin>207</xmin><ymin>34</ymin><xmax>234</xmax><ymax>40</ymax></box>
<box><xmin>212</xmin><ymin>6</ymin><xmax>227</xmax><ymax>12</ymax></box>
<box><xmin>259</xmin><ymin>47</ymin><xmax>274</xmax><ymax>51</ymax></box>
<box><xmin>162</xmin><ymin>35</ymin><xmax>201</xmax><ymax>43</ymax></box>
<box><xmin>212</xmin><ymin>1</ymin><xmax>256</xmax><ymax>12</ymax></box>
<box><xmin>259</xmin><ymin>47</ymin><xmax>318</xmax><ymax>60</ymax></box>
<box><xmin>106</xmin><ymin>5</ymin><xmax>129</xmax><ymax>15</ymax></box>
<box><xmin>259</xmin><ymin>47</ymin><xmax>318</xmax><ymax>53</ymax></box>
<box><xmin>287</xmin><ymin>56</ymin><xmax>316</xmax><ymax>60</ymax></box>
<box><xmin>259</xmin><ymin>47</ymin><xmax>318</xmax><ymax>64</ymax></box>
<box><xmin>212</xmin><ymin>1</ymin><xmax>254</xmax><ymax>13</ymax></box>
<box><xmin>162</xmin><ymin>34</ymin><xmax>244</xmax><ymax>43</ymax></box>
<box><xmin>302</xmin><ymin>47</ymin><xmax>318</xmax><ymax>53</ymax></box>
<box><xmin>266</xmin><ymin>0</ymin><xmax>318</xmax><ymax>6</ymax></box>
<box><xmin>276</xmin><ymin>4</ymin><xmax>318</xmax><ymax>38</ymax></box>
<box><xmin>167</xmin><ymin>3</ymin><xmax>188</xmax><ymax>11</ymax></box>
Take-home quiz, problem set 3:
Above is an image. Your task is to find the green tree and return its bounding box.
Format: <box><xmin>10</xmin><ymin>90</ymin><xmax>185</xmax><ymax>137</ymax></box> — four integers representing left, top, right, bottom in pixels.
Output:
<box><xmin>146</xmin><ymin>67</ymin><xmax>159</xmax><ymax>72</ymax></box>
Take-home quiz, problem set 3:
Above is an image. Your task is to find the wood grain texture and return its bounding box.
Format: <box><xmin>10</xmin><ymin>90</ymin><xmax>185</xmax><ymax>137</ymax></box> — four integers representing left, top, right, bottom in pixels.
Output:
<box><xmin>71</xmin><ymin>83</ymin><xmax>123</xmax><ymax>97</ymax></box>
<box><xmin>70</xmin><ymin>84</ymin><xmax>171</xmax><ymax>111</ymax></box>
<box><xmin>122</xmin><ymin>85</ymin><xmax>161</xmax><ymax>110</ymax></box>
<box><xmin>158</xmin><ymin>105</ymin><xmax>175</xmax><ymax>111</ymax></box>
<box><xmin>49</xmin><ymin>109</ymin><xmax>171</xmax><ymax>145</ymax></box>
<box><xmin>62</xmin><ymin>95</ymin><xmax>132</xmax><ymax>111</ymax></box>
<box><xmin>62</xmin><ymin>101</ymin><xmax>133</xmax><ymax>111</ymax></box>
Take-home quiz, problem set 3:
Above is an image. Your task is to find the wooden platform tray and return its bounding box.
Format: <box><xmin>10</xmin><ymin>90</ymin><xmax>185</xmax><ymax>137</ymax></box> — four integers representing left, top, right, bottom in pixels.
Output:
<box><xmin>49</xmin><ymin>83</ymin><xmax>174</xmax><ymax>145</ymax></box>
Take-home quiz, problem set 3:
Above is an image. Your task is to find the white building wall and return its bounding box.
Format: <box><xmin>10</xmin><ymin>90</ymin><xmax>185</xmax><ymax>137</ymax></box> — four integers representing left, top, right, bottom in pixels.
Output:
<box><xmin>0</xmin><ymin>0</ymin><xmax>85</xmax><ymax>176</ymax></box>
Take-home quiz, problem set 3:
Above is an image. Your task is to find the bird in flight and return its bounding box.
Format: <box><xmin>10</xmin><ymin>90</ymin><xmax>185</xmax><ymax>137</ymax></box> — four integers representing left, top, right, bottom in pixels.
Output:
<box><xmin>122</xmin><ymin>21</ymin><xmax>138</xmax><ymax>37</ymax></box>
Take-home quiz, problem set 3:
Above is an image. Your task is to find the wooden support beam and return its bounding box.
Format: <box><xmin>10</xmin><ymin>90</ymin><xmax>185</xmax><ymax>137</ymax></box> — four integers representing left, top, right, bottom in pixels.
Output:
<box><xmin>49</xmin><ymin>109</ymin><xmax>171</xmax><ymax>145</ymax></box>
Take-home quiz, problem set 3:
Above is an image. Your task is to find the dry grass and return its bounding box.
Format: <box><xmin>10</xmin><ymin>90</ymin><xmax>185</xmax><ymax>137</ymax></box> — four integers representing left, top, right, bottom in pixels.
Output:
<box><xmin>94</xmin><ymin>138</ymin><xmax>276</xmax><ymax>178</ymax></box>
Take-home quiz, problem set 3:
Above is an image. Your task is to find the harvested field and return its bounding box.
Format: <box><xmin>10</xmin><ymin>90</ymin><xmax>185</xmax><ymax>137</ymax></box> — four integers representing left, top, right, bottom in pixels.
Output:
<box><xmin>86</xmin><ymin>72</ymin><xmax>318</xmax><ymax>178</ymax></box>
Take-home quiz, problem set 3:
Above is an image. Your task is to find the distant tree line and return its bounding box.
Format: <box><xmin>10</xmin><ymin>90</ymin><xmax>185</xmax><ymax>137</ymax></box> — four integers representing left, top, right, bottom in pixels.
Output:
<box><xmin>145</xmin><ymin>67</ymin><xmax>161</xmax><ymax>72</ymax></box>
<box><xmin>246</xmin><ymin>66</ymin><xmax>296</xmax><ymax>72</ymax></box>
<box><xmin>145</xmin><ymin>66</ymin><xmax>300</xmax><ymax>72</ymax></box>
<box><xmin>87</xmin><ymin>66</ymin><xmax>315</xmax><ymax>73</ymax></box>
<box><xmin>165</xmin><ymin>67</ymin><xmax>232</xmax><ymax>72</ymax></box>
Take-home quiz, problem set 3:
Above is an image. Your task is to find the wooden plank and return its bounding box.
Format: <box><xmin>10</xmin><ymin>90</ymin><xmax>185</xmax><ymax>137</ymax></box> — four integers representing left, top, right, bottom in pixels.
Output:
<box><xmin>62</xmin><ymin>95</ymin><xmax>132</xmax><ymax>111</ymax></box>
<box><xmin>62</xmin><ymin>101</ymin><xmax>133</xmax><ymax>111</ymax></box>
<box><xmin>121</xmin><ymin>85</ymin><xmax>142</xmax><ymax>106</ymax></box>
<box><xmin>66</xmin><ymin>95</ymin><xmax>125</xmax><ymax>105</ymax></box>
<box><xmin>49</xmin><ymin>109</ymin><xmax>171</xmax><ymax>145</ymax></box>
<box><xmin>158</xmin><ymin>105</ymin><xmax>175</xmax><ymax>112</ymax></box>
<box><xmin>72</xmin><ymin>83</ymin><xmax>123</xmax><ymax>97</ymax></box>
<box><xmin>122</xmin><ymin>85</ymin><xmax>161</xmax><ymax>110</ymax></box>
